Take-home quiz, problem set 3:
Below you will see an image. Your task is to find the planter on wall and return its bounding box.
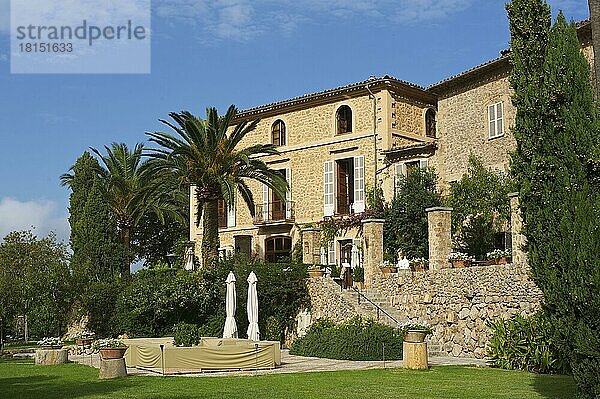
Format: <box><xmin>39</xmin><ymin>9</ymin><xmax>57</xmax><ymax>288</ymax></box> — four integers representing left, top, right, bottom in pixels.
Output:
<box><xmin>496</xmin><ymin>256</ymin><xmax>511</xmax><ymax>265</ymax></box>
<box><xmin>308</xmin><ymin>269</ymin><xmax>325</xmax><ymax>278</ymax></box>
<box><xmin>451</xmin><ymin>259</ymin><xmax>471</xmax><ymax>268</ymax></box>
<box><xmin>380</xmin><ymin>266</ymin><xmax>398</xmax><ymax>274</ymax></box>
<box><xmin>410</xmin><ymin>263</ymin><xmax>429</xmax><ymax>272</ymax></box>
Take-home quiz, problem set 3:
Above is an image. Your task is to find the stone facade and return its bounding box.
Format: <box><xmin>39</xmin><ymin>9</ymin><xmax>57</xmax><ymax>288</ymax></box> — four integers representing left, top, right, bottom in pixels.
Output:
<box><xmin>190</xmin><ymin>20</ymin><xmax>596</xmax><ymax>272</ymax></box>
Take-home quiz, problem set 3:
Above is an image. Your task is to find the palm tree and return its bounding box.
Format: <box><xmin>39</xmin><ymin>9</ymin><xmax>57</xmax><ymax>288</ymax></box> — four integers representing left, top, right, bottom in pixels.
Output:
<box><xmin>145</xmin><ymin>105</ymin><xmax>288</xmax><ymax>267</ymax></box>
<box><xmin>62</xmin><ymin>143</ymin><xmax>185</xmax><ymax>277</ymax></box>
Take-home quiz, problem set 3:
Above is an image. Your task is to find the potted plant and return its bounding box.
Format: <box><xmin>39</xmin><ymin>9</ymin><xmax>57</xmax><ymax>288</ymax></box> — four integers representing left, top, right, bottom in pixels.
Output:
<box><xmin>353</xmin><ymin>266</ymin><xmax>365</xmax><ymax>289</ymax></box>
<box><xmin>447</xmin><ymin>252</ymin><xmax>474</xmax><ymax>268</ymax></box>
<box><xmin>92</xmin><ymin>339</ymin><xmax>128</xmax><ymax>360</ymax></box>
<box><xmin>379</xmin><ymin>259</ymin><xmax>398</xmax><ymax>274</ymax></box>
<box><xmin>409</xmin><ymin>258</ymin><xmax>429</xmax><ymax>272</ymax></box>
<box><xmin>38</xmin><ymin>337</ymin><xmax>63</xmax><ymax>350</ymax></box>
<box><xmin>307</xmin><ymin>265</ymin><xmax>325</xmax><ymax>278</ymax></box>
<box><xmin>400</xmin><ymin>322</ymin><xmax>432</xmax><ymax>343</ymax></box>
<box><xmin>75</xmin><ymin>330</ymin><xmax>95</xmax><ymax>347</ymax></box>
<box><xmin>486</xmin><ymin>249</ymin><xmax>512</xmax><ymax>265</ymax></box>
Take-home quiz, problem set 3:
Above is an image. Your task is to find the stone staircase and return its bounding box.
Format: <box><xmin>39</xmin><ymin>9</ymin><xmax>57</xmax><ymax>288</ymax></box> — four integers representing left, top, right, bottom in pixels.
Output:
<box><xmin>336</xmin><ymin>285</ymin><xmax>442</xmax><ymax>356</ymax></box>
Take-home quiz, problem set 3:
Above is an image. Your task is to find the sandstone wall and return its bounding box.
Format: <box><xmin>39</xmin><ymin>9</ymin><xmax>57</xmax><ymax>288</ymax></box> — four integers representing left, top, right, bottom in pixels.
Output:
<box><xmin>306</xmin><ymin>264</ymin><xmax>542</xmax><ymax>359</ymax></box>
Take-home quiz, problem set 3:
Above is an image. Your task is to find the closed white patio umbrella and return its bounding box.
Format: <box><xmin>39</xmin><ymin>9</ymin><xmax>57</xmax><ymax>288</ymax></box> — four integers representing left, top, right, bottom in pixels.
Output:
<box><xmin>223</xmin><ymin>271</ymin><xmax>238</xmax><ymax>338</ymax></box>
<box><xmin>184</xmin><ymin>247</ymin><xmax>195</xmax><ymax>271</ymax></box>
<box><xmin>246</xmin><ymin>271</ymin><xmax>260</xmax><ymax>341</ymax></box>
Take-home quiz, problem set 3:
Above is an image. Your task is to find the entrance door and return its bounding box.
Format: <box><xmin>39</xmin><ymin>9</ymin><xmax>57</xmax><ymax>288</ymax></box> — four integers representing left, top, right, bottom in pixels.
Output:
<box><xmin>339</xmin><ymin>240</ymin><xmax>353</xmax><ymax>288</ymax></box>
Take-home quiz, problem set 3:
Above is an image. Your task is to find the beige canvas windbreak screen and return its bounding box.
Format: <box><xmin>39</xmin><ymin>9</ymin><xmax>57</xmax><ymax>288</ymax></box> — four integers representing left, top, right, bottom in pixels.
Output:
<box><xmin>124</xmin><ymin>337</ymin><xmax>281</xmax><ymax>374</ymax></box>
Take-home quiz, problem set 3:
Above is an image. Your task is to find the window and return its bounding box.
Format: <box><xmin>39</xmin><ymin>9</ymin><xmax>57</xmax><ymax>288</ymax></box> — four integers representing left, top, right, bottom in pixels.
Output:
<box><xmin>272</xmin><ymin>120</ymin><xmax>286</xmax><ymax>146</ymax></box>
<box><xmin>425</xmin><ymin>108</ymin><xmax>436</xmax><ymax>138</ymax></box>
<box><xmin>336</xmin><ymin>105</ymin><xmax>353</xmax><ymax>134</ymax></box>
<box><xmin>265</xmin><ymin>236</ymin><xmax>292</xmax><ymax>263</ymax></box>
<box><xmin>324</xmin><ymin>156</ymin><xmax>365</xmax><ymax>216</ymax></box>
<box><xmin>394</xmin><ymin>159</ymin><xmax>429</xmax><ymax>194</ymax></box>
<box><xmin>217</xmin><ymin>198</ymin><xmax>235</xmax><ymax>229</ymax></box>
<box><xmin>261</xmin><ymin>169</ymin><xmax>291</xmax><ymax>222</ymax></box>
<box><xmin>488</xmin><ymin>102</ymin><xmax>504</xmax><ymax>139</ymax></box>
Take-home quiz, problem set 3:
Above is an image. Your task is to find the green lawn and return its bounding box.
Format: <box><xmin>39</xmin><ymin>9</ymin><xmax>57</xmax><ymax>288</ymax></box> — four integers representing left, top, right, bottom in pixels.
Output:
<box><xmin>0</xmin><ymin>359</ymin><xmax>575</xmax><ymax>399</ymax></box>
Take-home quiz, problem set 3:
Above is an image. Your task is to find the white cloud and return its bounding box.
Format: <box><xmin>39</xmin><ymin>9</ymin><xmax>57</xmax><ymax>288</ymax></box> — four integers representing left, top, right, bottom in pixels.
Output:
<box><xmin>155</xmin><ymin>0</ymin><xmax>475</xmax><ymax>42</ymax></box>
<box><xmin>0</xmin><ymin>198</ymin><xmax>69</xmax><ymax>244</ymax></box>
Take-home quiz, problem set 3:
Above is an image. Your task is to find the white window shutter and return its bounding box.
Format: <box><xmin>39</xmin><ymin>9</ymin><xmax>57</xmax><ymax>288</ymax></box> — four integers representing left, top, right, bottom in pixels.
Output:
<box><xmin>320</xmin><ymin>247</ymin><xmax>327</xmax><ymax>265</ymax></box>
<box><xmin>394</xmin><ymin>163</ymin><xmax>404</xmax><ymax>194</ymax></box>
<box><xmin>227</xmin><ymin>196</ymin><xmax>236</xmax><ymax>227</ymax></box>
<box><xmin>285</xmin><ymin>168</ymin><xmax>292</xmax><ymax>219</ymax></box>
<box><xmin>262</xmin><ymin>183</ymin><xmax>270</xmax><ymax>221</ymax></box>
<box><xmin>353</xmin><ymin>156</ymin><xmax>365</xmax><ymax>213</ymax></box>
<box><xmin>328</xmin><ymin>241</ymin><xmax>336</xmax><ymax>266</ymax></box>
<box><xmin>324</xmin><ymin>161</ymin><xmax>334</xmax><ymax>216</ymax></box>
<box><xmin>419</xmin><ymin>158</ymin><xmax>429</xmax><ymax>170</ymax></box>
<box><xmin>496</xmin><ymin>102</ymin><xmax>504</xmax><ymax>135</ymax></box>
<box><xmin>488</xmin><ymin>104</ymin><xmax>496</xmax><ymax>138</ymax></box>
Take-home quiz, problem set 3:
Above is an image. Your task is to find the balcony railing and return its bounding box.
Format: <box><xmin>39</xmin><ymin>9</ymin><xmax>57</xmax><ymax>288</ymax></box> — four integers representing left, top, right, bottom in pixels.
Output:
<box><xmin>254</xmin><ymin>201</ymin><xmax>295</xmax><ymax>225</ymax></box>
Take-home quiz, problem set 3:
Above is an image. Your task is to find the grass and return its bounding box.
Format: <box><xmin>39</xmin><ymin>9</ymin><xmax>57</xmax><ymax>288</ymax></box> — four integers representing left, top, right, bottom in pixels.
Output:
<box><xmin>0</xmin><ymin>358</ymin><xmax>576</xmax><ymax>399</ymax></box>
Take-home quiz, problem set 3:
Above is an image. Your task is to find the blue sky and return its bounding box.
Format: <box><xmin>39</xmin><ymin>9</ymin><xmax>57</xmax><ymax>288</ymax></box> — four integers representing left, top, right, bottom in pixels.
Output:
<box><xmin>0</xmin><ymin>0</ymin><xmax>590</xmax><ymax>243</ymax></box>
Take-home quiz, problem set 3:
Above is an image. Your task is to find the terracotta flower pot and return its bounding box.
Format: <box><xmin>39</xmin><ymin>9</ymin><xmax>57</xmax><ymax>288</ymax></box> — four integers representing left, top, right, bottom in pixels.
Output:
<box><xmin>404</xmin><ymin>330</ymin><xmax>427</xmax><ymax>343</ymax></box>
<box><xmin>76</xmin><ymin>338</ymin><xmax>93</xmax><ymax>346</ymax></box>
<box><xmin>451</xmin><ymin>259</ymin><xmax>471</xmax><ymax>268</ymax></box>
<box><xmin>99</xmin><ymin>347</ymin><xmax>128</xmax><ymax>360</ymax></box>
<box><xmin>353</xmin><ymin>281</ymin><xmax>365</xmax><ymax>290</ymax></box>
<box><xmin>308</xmin><ymin>269</ymin><xmax>324</xmax><ymax>278</ymax></box>
<box><xmin>41</xmin><ymin>345</ymin><xmax>63</xmax><ymax>350</ymax></box>
<box><xmin>380</xmin><ymin>266</ymin><xmax>398</xmax><ymax>274</ymax></box>
<box><xmin>411</xmin><ymin>263</ymin><xmax>429</xmax><ymax>272</ymax></box>
<box><xmin>496</xmin><ymin>256</ymin><xmax>511</xmax><ymax>265</ymax></box>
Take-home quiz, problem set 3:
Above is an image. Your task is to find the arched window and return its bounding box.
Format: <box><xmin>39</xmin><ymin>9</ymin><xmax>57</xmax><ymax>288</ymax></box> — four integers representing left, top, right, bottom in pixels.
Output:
<box><xmin>425</xmin><ymin>108</ymin><xmax>436</xmax><ymax>138</ymax></box>
<box><xmin>336</xmin><ymin>105</ymin><xmax>352</xmax><ymax>134</ymax></box>
<box><xmin>265</xmin><ymin>236</ymin><xmax>292</xmax><ymax>263</ymax></box>
<box><xmin>271</xmin><ymin>120</ymin><xmax>286</xmax><ymax>146</ymax></box>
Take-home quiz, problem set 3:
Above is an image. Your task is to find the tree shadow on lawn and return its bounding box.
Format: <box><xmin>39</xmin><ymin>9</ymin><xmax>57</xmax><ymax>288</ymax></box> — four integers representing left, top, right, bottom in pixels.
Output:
<box><xmin>533</xmin><ymin>373</ymin><xmax>577</xmax><ymax>399</ymax></box>
<box><xmin>0</xmin><ymin>375</ymin><xmax>134</xmax><ymax>399</ymax></box>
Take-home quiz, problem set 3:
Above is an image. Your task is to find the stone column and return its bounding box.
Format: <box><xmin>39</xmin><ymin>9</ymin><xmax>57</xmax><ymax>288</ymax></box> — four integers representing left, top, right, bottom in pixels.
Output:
<box><xmin>509</xmin><ymin>192</ymin><xmax>527</xmax><ymax>265</ymax></box>
<box><xmin>301</xmin><ymin>227</ymin><xmax>322</xmax><ymax>265</ymax></box>
<box><xmin>361</xmin><ymin>219</ymin><xmax>385</xmax><ymax>287</ymax></box>
<box><xmin>426</xmin><ymin>207</ymin><xmax>452</xmax><ymax>270</ymax></box>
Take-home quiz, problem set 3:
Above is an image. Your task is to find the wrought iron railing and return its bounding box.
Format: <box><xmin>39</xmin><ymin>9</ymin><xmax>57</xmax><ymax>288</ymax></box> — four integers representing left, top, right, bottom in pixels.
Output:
<box><xmin>349</xmin><ymin>286</ymin><xmax>399</xmax><ymax>326</ymax></box>
<box><xmin>254</xmin><ymin>201</ymin><xmax>295</xmax><ymax>224</ymax></box>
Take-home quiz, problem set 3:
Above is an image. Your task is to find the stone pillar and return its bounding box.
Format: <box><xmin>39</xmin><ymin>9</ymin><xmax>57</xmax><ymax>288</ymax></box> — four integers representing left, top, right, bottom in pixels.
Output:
<box><xmin>403</xmin><ymin>342</ymin><xmax>428</xmax><ymax>370</ymax></box>
<box><xmin>99</xmin><ymin>358</ymin><xmax>127</xmax><ymax>379</ymax></box>
<box><xmin>509</xmin><ymin>192</ymin><xmax>527</xmax><ymax>265</ymax></box>
<box><xmin>361</xmin><ymin>219</ymin><xmax>385</xmax><ymax>287</ymax></box>
<box><xmin>301</xmin><ymin>228</ymin><xmax>322</xmax><ymax>265</ymax></box>
<box><xmin>426</xmin><ymin>207</ymin><xmax>453</xmax><ymax>270</ymax></box>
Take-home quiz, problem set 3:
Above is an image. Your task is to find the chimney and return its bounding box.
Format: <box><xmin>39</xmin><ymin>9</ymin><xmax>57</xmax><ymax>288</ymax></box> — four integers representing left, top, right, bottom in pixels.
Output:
<box><xmin>590</xmin><ymin>0</ymin><xmax>600</xmax><ymax>98</ymax></box>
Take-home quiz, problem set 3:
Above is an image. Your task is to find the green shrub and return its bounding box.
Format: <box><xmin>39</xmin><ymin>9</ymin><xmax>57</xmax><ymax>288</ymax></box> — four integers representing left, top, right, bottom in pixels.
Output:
<box><xmin>198</xmin><ymin>315</ymin><xmax>225</xmax><ymax>337</ymax></box>
<box><xmin>353</xmin><ymin>266</ymin><xmax>364</xmax><ymax>282</ymax></box>
<box><xmin>289</xmin><ymin>317</ymin><xmax>403</xmax><ymax>361</ymax></box>
<box><xmin>487</xmin><ymin>313</ymin><xmax>568</xmax><ymax>374</ymax></box>
<box><xmin>173</xmin><ymin>322</ymin><xmax>201</xmax><ymax>347</ymax></box>
<box><xmin>264</xmin><ymin>316</ymin><xmax>282</xmax><ymax>342</ymax></box>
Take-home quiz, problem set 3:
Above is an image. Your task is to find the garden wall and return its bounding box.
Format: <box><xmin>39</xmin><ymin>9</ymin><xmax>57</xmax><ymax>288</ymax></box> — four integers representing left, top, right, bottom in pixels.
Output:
<box><xmin>306</xmin><ymin>263</ymin><xmax>543</xmax><ymax>359</ymax></box>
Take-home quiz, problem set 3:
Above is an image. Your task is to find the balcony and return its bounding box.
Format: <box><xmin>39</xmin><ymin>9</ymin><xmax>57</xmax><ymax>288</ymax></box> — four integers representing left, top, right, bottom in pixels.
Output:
<box><xmin>254</xmin><ymin>201</ymin><xmax>295</xmax><ymax>225</ymax></box>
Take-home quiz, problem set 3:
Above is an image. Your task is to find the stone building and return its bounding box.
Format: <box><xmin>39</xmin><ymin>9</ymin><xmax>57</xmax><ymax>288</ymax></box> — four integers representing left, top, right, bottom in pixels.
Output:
<box><xmin>190</xmin><ymin>19</ymin><xmax>596</xmax><ymax>272</ymax></box>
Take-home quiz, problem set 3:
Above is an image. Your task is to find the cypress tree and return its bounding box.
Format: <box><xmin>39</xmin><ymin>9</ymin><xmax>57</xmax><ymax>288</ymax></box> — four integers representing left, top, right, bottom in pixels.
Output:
<box><xmin>509</xmin><ymin>2</ymin><xmax>600</xmax><ymax>395</ymax></box>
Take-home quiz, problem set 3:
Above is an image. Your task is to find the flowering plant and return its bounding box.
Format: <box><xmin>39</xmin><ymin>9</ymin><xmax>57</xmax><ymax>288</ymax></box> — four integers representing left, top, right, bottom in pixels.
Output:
<box><xmin>447</xmin><ymin>252</ymin><xmax>474</xmax><ymax>261</ymax></box>
<box><xmin>75</xmin><ymin>330</ymin><xmax>95</xmax><ymax>340</ymax></box>
<box><xmin>38</xmin><ymin>337</ymin><xmax>63</xmax><ymax>346</ymax></box>
<box><xmin>409</xmin><ymin>257</ymin><xmax>429</xmax><ymax>265</ymax></box>
<box><xmin>398</xmin><ymin>321</ymin><xmax>432</xmax><ymax>335</ymax></box>
<box><xmin>91</xmin><ymin>338</ymin><xmax>127</xmax><ymax>350</ymax></box>
<box><xmin>486</xmin><ymin>249</ymin><xmax>511</xmax><ymax>260</ymax></box>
